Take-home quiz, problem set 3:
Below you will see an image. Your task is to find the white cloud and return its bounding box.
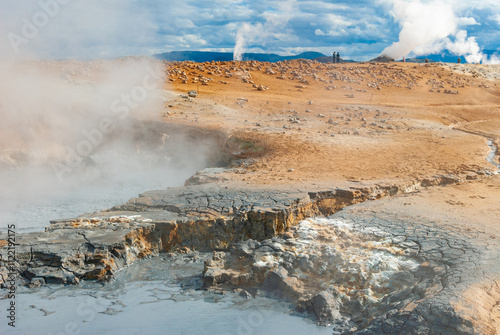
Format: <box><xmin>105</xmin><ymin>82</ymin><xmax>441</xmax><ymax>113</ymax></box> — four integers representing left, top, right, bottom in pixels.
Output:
<box><xmin>458</xmin><ymin>17</ymin><xmax>480</xmax><ymax>26</ymax></box>
<box><xmin>492</xmin><ymin>14</ymin><xmax>500</xmax><ymax>25</ymax></box>
<box><xmin>314</xmin><ymin>29</ymin><xmax>326</xmax><ymax>36</ymax></box>
<box><xmin>170</xmin><ymin>34</ymin><xmax>207</xmax><ymax>48</ymax></box>
<box><xmin>324</xmin><ymin>13</ymin><xmax>352</xmax><ymax>29</ymax></box>
<box><xmin>299</xmin><ymin>1</ymin><xmax>350</xmax><ymax>12</ymax></box>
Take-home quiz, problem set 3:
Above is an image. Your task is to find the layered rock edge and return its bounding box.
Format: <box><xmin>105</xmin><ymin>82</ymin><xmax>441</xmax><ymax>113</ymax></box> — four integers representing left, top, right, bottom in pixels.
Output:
<box><xmin>1</xmin><ymin>166</ymin><xmax>497</xmax><ymax>333</ymax></box>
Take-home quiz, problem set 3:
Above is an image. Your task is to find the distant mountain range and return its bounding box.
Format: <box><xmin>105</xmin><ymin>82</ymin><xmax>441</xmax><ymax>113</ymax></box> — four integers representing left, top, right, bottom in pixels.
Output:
<box><xmin>405</xmin><ymin>50</ymin><xmax>498</xmax><ymax>64</ymax></box>
<box><xmin>153</xmin><ymin>51</ymin><xmax>328</xmax><ymax>63</ymax></box>
<box><xmin>153</xmin><ymin>50</ymin><xmax>498</xmax><ymax>64</ymax></box>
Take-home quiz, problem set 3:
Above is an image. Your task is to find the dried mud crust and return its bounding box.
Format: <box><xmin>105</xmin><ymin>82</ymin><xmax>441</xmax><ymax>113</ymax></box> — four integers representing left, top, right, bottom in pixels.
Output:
<box><xmin>333</xmin><ymin>208</ymin><xmax>500</xmax><ymax>334</ymax></box>
<box><xmin>2</xmin><ymin>175</ymin><xmax>500</xmax><ymax>334</ymax></box>
<box><xmin>200</xmin><ymin>181</ymin><xmax>500</xmax><ymax>334</ymax></box>
<box><xmin>164</xmin><ymin>60</ymin><xmax>500</xmax><ymax>186</ymax></box>
<box><xmin>1</xmin><ymin>60</ymin><xmax>500</xmax><ymax>334</ymax></box>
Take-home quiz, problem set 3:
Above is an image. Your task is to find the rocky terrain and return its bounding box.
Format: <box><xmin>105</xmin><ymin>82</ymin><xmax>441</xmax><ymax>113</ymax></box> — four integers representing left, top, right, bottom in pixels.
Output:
<box><xmin>1</xmin><ymin>59</ymin><xmax>500</xmax><ymax>334</ymax></box>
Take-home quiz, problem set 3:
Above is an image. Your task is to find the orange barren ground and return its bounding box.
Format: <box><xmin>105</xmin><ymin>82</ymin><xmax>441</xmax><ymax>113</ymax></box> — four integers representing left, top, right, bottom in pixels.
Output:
<box><xmin>164</xmin><ymin>60</ymin><xmax>500</xmax><ymax>186</ymax></box>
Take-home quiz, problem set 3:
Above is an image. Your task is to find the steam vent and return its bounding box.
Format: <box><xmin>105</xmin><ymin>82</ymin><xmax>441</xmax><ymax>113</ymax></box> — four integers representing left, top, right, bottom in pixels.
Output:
<box><xmin>2</xmin><ymin>58</ymin><xmax>500</xmax><ymax>335</ymax></box>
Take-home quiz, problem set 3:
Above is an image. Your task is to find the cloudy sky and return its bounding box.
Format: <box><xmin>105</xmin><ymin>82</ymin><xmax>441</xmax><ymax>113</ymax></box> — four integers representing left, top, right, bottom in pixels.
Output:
<box><xmin>0</xmin><ymin>0</ymin><xmax>499</xmax><ymax>61</ymax></box>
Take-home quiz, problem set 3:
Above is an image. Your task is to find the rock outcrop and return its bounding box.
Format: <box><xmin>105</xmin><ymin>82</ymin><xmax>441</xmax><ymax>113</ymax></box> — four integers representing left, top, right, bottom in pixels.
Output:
<box><xmin>0</xmin><ymin>168</ymin><xmax>496</xmax><ymax>333</ymax></box>
<box><xmin>0</xmin><ymin>169</ymin><xmax>491</xmax><ymax>288</ymax></box>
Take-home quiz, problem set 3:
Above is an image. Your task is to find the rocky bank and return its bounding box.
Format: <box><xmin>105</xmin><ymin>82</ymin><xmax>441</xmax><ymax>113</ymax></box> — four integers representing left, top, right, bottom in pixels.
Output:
<box><xmin>1</xmin><ymin>166</ymin><xmax>498</xmax><ymax>333</ymax></box>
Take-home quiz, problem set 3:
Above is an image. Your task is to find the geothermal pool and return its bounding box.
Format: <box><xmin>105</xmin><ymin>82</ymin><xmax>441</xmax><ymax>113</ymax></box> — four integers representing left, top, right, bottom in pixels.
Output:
<box><xmin>1</xmin><ymin>254</ymin><xmax>332</xmax><ymax>335</ymax></box>
<box><xmin>0</xmin><ymin>167</ymin><xmax>186</xmax><ymax>233</ymax></box>
<box><xmin>0</xmin><ymin>157</ymin><xmax>334</xmax><ymax>334</ymax></box>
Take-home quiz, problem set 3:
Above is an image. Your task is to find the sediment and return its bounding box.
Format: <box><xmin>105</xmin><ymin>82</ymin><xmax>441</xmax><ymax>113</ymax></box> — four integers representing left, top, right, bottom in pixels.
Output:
<box><xmin>2</xmin><ymin>59</ymin><xmax>500</xmax><ymax>333</ymax></box>
<box><xmin>0</xmin><ymin>166</ymin><xmax>496</xmax><ymax>333</ymax></box>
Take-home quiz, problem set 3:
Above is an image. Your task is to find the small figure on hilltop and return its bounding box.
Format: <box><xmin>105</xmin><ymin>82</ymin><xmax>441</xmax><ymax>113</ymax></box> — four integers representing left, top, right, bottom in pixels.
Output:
<box><xmin>457</xmin><ymin>57</ymin><xmax>462</xmax><ymax>64</ymax></box>
<box><xmin>425</xmin><ymin>58</ymin><xmax>429</xmax><ymax>63</ymax></box>
<box><xmin>333</xmin><ymin>52</ymin><xmax>340</xmax><ymax>63</ymax></box>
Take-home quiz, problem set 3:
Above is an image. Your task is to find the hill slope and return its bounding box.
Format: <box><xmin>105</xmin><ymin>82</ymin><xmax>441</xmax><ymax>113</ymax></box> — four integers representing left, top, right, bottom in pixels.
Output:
<box><xmin>154</xmin><ymin>51</ymin><xmax>326</xmax><ymax>63</ymax></box>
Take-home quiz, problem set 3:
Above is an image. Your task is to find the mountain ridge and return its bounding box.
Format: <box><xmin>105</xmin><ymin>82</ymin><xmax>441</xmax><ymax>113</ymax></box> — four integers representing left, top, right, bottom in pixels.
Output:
<box><xmin>153</xmin><ymin>51</ymin><xmax>327</xmax><ymax>63</ymax></box>
<box><xmin>153</xmin><ymin>50</ymin><xmax>499</xmax><ymax>64</ymax></box>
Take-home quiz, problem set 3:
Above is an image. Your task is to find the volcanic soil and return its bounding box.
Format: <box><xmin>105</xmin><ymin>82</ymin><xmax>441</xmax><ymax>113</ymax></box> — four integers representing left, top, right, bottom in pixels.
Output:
<box><xmin>164</xmin><ymin>60</ymin><xmax>500</xmax><ymax>185</ymax></box>
<box><xmin>2</xmin><ymin>58</ymin><xmax>500</xmax><ymax>333</ymax></box>
<box><xmin>163</xmin><ymin>59</ymin><xmax>500</xmax><ymax>333</ymax></box>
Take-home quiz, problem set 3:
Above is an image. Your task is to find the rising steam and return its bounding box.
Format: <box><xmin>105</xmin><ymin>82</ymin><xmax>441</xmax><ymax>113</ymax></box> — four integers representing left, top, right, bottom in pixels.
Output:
<box><xmin>0</xmin><ymin>58</ymin><xmax>215</xmax><ymax>232</ymax></box>
<box><xmin>0</xmin><ymin>2</ymin><xmax>216</xmax><ymax>232</ymax></box>
<box><xmin>234</xmin><ymin>22</ymin><xmax>262</xmax><ymax>61</ymax></box>
<box><xmin>382</xmin><ymin>0</ymin><xmax>499</xmax><ymax>64</ymax></box>
<box><xmin>233</xmin><ymin>0</ymin><xmax>298</xmax><ymax>61</ymax></box>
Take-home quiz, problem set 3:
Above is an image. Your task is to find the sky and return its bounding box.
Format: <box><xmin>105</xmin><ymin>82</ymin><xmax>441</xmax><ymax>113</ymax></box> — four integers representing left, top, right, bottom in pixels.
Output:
<box><xmin>0</xmin><ymin>0</ymin><xmax>499</xmax><ymax>62</ymax></box>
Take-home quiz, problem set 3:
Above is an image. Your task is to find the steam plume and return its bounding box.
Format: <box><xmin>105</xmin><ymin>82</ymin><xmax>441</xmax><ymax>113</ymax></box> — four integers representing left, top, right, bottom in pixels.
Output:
<box><xmin>0</xmin><ymin>2</ymin><xmax>214</xmax><ymax>232</ymax></box>
<box><xmin>233</xmin><ymin>0</ymin><xmax>298</xmax><ymax>61</ymax></box>
<box><xmin>382</xmin><ymin>0</ymin><xmax>499</xmax><ymax>64</ymax></box>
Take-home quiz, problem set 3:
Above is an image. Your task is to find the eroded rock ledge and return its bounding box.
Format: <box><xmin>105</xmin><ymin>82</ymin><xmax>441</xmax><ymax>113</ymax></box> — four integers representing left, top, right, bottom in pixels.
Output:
<box><xmin>0</xmin><ymin>170</ymin><xmax>490</xmax><ymax>285</ymax></box>
<box><xmin>0</xmin><ymin>169</ymin><xmax>495</xmax><ymax>333</ymax></box>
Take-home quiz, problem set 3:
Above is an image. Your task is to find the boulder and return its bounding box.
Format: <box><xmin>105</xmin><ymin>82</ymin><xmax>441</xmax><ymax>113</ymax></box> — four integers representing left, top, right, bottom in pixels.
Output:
<box><xmin>310</xmin><ymin>291</ymin><xmax>341</xmax><ymax>323</ymax></box>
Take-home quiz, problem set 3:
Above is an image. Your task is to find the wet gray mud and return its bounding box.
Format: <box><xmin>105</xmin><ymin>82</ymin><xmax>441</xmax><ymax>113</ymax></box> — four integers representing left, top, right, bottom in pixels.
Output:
<box><xmin>486</xmin><ymin>140</ymin><xmax>500</xmax><ymax>173</ymax></box>
<box><xmin>2</xmin><ymin>254</ymin><xmax>331</xmax><ymax>335</ymax></box>
<box><xmin>2</xmin><ymin>122</ymin><xmax>500</xmax><ymax>334</ymax></box>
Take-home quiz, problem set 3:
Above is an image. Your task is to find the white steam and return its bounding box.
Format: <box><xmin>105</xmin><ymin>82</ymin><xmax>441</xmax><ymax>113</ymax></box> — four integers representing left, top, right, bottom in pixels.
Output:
<box><xmin>381</xmin><ymin>0</ymin><xmax>458</xmax><ymax>58</ymax></box>
<box><xmin>233</xmin><ymin>0</ymin><xmax>298</xmax><ymax>61</ymax></box>
<box><xmin>0</xmin><ymin>2</ymin><xmax>217</xmax><ymax>232</ymax></box>
<box><xmin>0</xmin><ymin>58</ymin><xmax>216</xmax><ymax>232</ymax></box>
<box><xmin>234</xmin><ymin>22</ymin><xmax>261</xmax><ymax>61</ymax></box>
<box><xmin>0</xmin><ymin>59</ymin><xmax>163</xmax><ymax>167</ymax></box>
<box><xmin>382</xmin><ymin>0</ymin><xmax>500</xmax><ymax>64</ymax></box>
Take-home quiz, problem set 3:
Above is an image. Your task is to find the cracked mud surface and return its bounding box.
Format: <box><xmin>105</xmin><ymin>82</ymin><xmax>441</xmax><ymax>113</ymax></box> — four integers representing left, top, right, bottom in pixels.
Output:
<box><xmin>199</xmin><ymin>177</ymin><xmax>500</xmax><ymax>334</ymax></box>
<box><xmin>3</xmin><ymin>177</ymin><xmax>500</xmax><ymax>333</ymax></box>
<box><xmin>1</xmin><ymin>60</ymin><xmax>500</xmax><ymax>334</ymax></box>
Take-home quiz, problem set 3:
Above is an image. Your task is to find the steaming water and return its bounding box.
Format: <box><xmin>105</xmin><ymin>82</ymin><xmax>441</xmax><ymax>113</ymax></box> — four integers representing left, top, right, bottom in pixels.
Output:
<box><xmin>1</xmin><ymin>255</ymin><xmax>332</xmax><ymax>335</ymax></box>
<box><xmin>2</xmin><ymin>183</ymin><xmax>152</xmax><ymax>233</ymax></box>
<box><xmin>486</xmin><ymin>140</ymin><xmax>500</xmax><ymax>174</ymax></box>
<box><xmin>0</xmin><ymin>163</ymin><xmax>196</xmax><ymax>234</ymax></box>
<box><xmin>0</xmin><ymin>161</ymin><xmax>334</xmax><ymax>334</ymax></box>
<box><xmin>0</xmin><ymin>132</ymin><xmax>214</xmax><ymax>234</ymax></box>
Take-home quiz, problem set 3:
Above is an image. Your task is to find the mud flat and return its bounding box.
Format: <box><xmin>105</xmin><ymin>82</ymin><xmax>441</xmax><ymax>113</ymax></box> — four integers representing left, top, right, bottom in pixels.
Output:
<box><xmin>2</xmin><ymin>59</ymin><xmax>500</xmax><ymax>334</ymax></box>
<box><xmin>2</xmin><ymin>172</ymin><xmax>500</xmax><ymax>333</ymax></box>
<box><xmin>1</xmin><ymin>254</ymin><xmax>333</xmax><ymax>335</ymax></box>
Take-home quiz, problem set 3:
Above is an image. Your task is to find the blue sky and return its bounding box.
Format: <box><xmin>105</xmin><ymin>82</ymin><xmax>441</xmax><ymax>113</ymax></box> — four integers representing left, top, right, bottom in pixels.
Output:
<box><xmin>1</xmin><ymin>0</ymin><xmax>499</xmax><ymax>61</ymax></box>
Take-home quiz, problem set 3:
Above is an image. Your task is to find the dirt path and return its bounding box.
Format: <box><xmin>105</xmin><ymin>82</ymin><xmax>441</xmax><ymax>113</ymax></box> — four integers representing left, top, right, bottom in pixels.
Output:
<box><xmin>2</xmin><ymin>59</ymin><xmax>500</xmax><ymax>334</ymax></box>
<box><xmin>165</xmin><ymin>61</ymin><xmax>500</xmax><ymax>186</ymax></box>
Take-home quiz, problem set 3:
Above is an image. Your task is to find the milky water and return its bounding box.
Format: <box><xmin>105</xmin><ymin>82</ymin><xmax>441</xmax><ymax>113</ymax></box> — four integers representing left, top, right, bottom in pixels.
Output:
<box><xmin>0</xmin><ymin>162</ymin><xmax>334</xmax><ymax>334</ymax></box>
<box><xmin>1</xmin><ymin>255</ymin><xmax>332</xmax><ymax>335</ymax></box>
<box><xmin>0</xmin><ymin>177</ymin><xmax>170</xmax><ymax>233</ymax></box>
<box><xmin>0</xmin><ymin>149</ymin><xmax>201</xmax><ymax>234</ymax></box>
<box><xmin>486</xmin><ymin>140</ymin><xmax>500</xmax><ymax>174</ymax></box>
